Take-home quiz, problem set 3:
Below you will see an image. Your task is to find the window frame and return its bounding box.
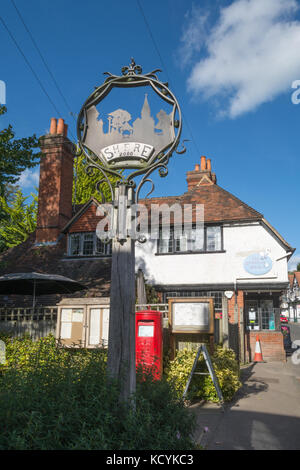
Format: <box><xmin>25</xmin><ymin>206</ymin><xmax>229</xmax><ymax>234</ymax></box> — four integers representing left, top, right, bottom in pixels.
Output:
<box><xmin>68</xmin><ymin>232</ymin><xmax>112</xmax><ymax>257</ymax></box>
<box><xmin>156</xmin><ymin>224</ymin><xmax>224</xmax><ymax>255</ymax></box>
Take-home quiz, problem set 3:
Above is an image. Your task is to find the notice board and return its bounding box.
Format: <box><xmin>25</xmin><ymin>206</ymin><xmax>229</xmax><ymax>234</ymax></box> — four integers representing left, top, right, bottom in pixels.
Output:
<box><xmin>168</xmin><ymin>298</ymin><xmax>214</xmax><ymax>334</ymax></box>
<box><xmin>56</xmin><ymin>297</ymin><xmax>110</xmax><ymax>348</ymax></box>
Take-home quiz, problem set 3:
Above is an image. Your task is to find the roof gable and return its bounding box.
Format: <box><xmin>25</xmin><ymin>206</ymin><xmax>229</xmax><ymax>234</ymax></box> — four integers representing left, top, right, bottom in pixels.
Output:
<box><xmin>62</xmin><ymin>198</ymin><xmax>103</xmax><ymax>233</ymax></box>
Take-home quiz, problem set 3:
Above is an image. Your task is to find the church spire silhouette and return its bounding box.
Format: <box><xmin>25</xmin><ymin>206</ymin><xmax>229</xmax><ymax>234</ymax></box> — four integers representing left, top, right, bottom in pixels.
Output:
<box><xmin>141</xmin><ymin>93</ymin><xmax>151</xmax><ymax>119</ymax></box>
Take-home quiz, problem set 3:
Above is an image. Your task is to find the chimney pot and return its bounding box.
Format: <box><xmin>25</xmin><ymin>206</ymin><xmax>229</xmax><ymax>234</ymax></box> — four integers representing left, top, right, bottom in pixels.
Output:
<box><xmin>206</xmin><ymin>158</ymin><xmax>211</xmax><ymax>171</ymax></box>
<box><xmin>200</xmin><ymin>155</ymin><xmax>206</xmax><ymax>171</ymax></box>
<box><xmin>50</xmin><ymin>118</ymin><xmax>57</xmax><ymax>135</ymax></box>
<box><xmin>57</xmin><ymin>118</ymin><xmax>65</xmax><ymax>135</ymax></box>
<box><xmin>195</xmin><ymin>164</ymin><xmax>200</xmax><ymax>171</ymax></box>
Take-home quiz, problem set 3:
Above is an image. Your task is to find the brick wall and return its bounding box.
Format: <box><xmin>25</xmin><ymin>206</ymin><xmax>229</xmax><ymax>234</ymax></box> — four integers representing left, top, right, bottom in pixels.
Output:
<box><xmin>69</xmin><ymin>203</ymin><xmax>103</xmax><ymax>233</ymax></box>
<box><xmin>247</xmin><ymin>331</ymin><xmax>286</xmax><ymax>362</ymax></box>
<box><xmin>228</xmin><ymin>291</ymin><xmax>244</xmax><ymax>324</ymax></box>
<box><xmin>36</xmin><ymin>122</ymin><xmax>75</xmax><ymax>243</ymax></box>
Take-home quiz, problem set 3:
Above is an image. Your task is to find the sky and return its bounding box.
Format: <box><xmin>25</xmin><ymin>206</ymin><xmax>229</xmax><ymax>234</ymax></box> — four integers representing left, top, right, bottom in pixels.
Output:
<box><xmin>0</xmin><ymin>0</ymin><xmax>300</xmax><ymax>269</ymax></box>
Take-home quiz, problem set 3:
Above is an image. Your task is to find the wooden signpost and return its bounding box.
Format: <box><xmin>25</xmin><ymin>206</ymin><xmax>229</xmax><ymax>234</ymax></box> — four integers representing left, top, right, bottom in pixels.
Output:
<box><xmin>76</xmin><ymin>59</ymin><xmax>185</xmax><ymax>403</ymax></box>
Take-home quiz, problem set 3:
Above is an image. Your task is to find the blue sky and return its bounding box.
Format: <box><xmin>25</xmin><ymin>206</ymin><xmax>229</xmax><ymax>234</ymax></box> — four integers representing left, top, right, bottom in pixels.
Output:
<box><xmin>0</xmin><ymin>0</ymin><xmax>300</xmax><ymax>269</ymax></box>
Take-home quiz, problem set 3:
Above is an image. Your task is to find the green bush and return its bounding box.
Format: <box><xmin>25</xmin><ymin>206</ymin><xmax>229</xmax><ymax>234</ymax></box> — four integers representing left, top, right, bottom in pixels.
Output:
<box><xmin>0</xmin><ymin>334</ymin><xmax>196</xmax><ymax>450</ymax></box>
<box><xmin>164</xmin><ymin>346</ymin><xmax>241</xmax><ymax>402</ymax></box>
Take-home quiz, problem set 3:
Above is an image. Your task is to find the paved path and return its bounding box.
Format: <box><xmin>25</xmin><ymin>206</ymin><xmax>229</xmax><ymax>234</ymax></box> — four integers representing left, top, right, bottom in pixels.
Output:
<box><xmin>190</xmin><ymin>336</ymin><xmax>300</xmax><ymax>450</ymax></box>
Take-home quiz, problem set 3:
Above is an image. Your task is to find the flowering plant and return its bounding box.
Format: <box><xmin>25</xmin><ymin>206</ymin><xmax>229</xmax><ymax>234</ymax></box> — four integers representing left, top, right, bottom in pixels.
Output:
<box><xmin>281</xmin><ymin>325</ymin><xmax>290</xmax><ymax>336</ymax></box>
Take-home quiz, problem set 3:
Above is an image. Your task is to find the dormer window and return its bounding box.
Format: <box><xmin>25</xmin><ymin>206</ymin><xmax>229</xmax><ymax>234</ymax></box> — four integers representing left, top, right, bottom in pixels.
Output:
<box><xmin>68</xmin><ymin>233</ymin><xmax>112</xmax><ymax>257</ymax></box>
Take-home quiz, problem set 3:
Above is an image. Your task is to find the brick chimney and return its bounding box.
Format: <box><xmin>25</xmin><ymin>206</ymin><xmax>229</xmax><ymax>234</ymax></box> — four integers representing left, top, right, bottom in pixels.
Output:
<box><xmin>186</xmin><ymin>156</ymin><xmax>217</xmax><ymax>191</ymax></box>
<box><xmin>35</xmin><ymin>118</ymin><xmax>75</xmax><ymax>244</ymax></box>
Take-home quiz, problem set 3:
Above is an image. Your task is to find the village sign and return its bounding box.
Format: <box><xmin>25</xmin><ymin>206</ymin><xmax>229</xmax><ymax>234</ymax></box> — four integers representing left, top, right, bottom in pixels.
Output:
<box><xmin>76</xmin><ymin>58</ymin><xmax>186</xmax><ymax>204</ymax></box>
<box><xmin>76</xmin><ymin>59</ymin><xmax>186</xmax><ymax>403</ymax></box>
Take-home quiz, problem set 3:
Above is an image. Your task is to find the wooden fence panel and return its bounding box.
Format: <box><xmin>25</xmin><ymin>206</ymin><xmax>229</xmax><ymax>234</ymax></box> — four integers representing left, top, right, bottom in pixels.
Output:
<box><xmin>0</xmin><ymin>307</ymin><xmax>57</xmax><ymax>341</ymax></box>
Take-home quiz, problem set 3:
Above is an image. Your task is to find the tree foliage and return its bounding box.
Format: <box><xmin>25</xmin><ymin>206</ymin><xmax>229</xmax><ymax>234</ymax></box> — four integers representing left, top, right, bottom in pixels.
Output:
<box><xmin>73</xmin><ymin>150</ymin><xmax>120</xmax><ymax>205</ymax></box>
<box><xmin>0</xmin><ymin>189</ymin><xmax>37</xmax><ymax>251</ymax></box>
<box><xmin>0</xmin><ymin>106</ymin><xmax>40</xmax><ymax>197</ymax></box>
<box><xmin>0</xmin><ymin>109</ymin><xmax>120</xmax><ymax>252</ymax></box>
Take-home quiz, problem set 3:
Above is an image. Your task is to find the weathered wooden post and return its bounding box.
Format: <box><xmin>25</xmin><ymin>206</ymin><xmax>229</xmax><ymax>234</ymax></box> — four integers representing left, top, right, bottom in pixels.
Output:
<box><xmin>106</xmin><ymin>183</ymin><xmax>136</xmax><ymax>402</ymax></box>
<box><xmin>76</xmin><ymin>59</ymin><xmax>185</xmax><ymax>403</ymax></box>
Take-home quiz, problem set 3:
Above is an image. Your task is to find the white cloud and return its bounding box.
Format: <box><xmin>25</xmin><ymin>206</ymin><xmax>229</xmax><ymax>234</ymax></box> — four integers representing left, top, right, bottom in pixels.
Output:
<box><xmin>18</xmin><ymin>168</ymin><xmax>40</xmax><ymax>189</ymax></box>
<box><xmin>288</xmin><ymin>253</ymin><xmax>300</xmax><ymax>271</ymax></box>
<box><xmin>178</xmin><ymin>5</ymin><xmax>209</xmax><ymax>67</ymax></box>
<box><xmin>184</xmin><ymin>0</ymin><xmax>300</xmax><ymax>117</ymax></box>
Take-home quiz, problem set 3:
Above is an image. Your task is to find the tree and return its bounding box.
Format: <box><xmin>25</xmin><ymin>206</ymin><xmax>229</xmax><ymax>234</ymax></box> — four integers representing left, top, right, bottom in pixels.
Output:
<box><xmin>0</xmin><ymin>189</ymin><xmax>37</xmax><ymax>251</ymax></box>
<box><xmin>297</xmin><ymin>263</ymin><xmax>300</xmax><ymax>272</ymax></box>
<box><xmin>73</xmin><ymin>150</ymin><xmax>120</xmax><ymax>204</ymax></box>
<box><xmin>0</xmin><ymin>106</ymin><xmax>40</xmax><ymax>197</ymax></box>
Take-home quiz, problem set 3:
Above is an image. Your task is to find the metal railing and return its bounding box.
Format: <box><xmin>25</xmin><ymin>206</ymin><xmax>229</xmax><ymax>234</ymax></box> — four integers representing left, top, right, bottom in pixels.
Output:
<box><xmin>135</xmin><ymin>304</ymin><xmax>169</xmax><ymax>318</ymax></box>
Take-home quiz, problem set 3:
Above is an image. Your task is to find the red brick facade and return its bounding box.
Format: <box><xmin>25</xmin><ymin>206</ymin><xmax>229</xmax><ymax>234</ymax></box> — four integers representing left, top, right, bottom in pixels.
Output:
<box><xmin>228</xmin><ymin>291</ymin><xmax>244</xmax><ymax>324</ymax></box>
<box><xmin>69</xmin><ymin>203</ymin><xmax>102</xmax><ymax>233</ymax></box>
<box><xmin>247</xmin><ymin>331</ymin><xmax>285</xmax><ymax>362</ymax></box>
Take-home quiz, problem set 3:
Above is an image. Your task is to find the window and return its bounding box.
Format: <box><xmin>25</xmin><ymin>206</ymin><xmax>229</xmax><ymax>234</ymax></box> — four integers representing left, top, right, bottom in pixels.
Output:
<box><xmin>96</xmin><ymin>237</ymin><xmax>112</xmax><ymax>256</ymax></box>
<box><xmin>206</xmin><ymin>226</ymin><xmax>221</xmax><ymax>251</ymax></box>
<box><xmin>69</xmin><ymin>234</ymin><xmax>81</xmax><ymax>256</ymax></box>
<box><xmin>157</xmin><ymin>225</ymin><xmax>222</xmax><ymax>254</ymax></box>
<box><xmin>164</xmin><ymin>291</ymin><xmax>223</xmax><ymax>309</ymax></box>
<box><xmin>83</xmin><ymin>233</ymin><xmax>94</xmax><ymax>256</ymax></box>
<box><xmin>68</xmin><ymin>233</ymin><xmax>112</xmax><ymax>257</ymax></box>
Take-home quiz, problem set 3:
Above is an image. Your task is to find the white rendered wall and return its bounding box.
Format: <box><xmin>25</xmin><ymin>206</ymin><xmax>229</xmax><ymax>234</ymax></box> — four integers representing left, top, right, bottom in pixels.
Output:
<box><xmin>135</xmin><ymin>222</ymin><xmax>289</xmax><ymax>287</ymax></box>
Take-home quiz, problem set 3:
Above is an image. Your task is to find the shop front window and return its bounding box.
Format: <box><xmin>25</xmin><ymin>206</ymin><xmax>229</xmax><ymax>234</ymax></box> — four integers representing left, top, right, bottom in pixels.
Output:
<box><xmin>245</xmin><ymin>299</ymin><xmax>279</xmax><ymax>331</ymax></box>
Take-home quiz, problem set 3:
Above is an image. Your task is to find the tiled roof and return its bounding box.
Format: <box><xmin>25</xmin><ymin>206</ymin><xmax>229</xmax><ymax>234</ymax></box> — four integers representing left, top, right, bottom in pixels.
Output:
<box><xmin>0</xmin><ymin>233</ymin><xmax>111</xmax><ymax>307</ymax></box>
<box><xmin>140</xmin><ymin>183</ymin><xmax>263</xmax><ymax>223</ymax></box>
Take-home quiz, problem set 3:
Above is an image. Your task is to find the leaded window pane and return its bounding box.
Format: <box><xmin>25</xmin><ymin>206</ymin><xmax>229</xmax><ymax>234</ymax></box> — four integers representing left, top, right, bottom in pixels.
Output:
<box><xmin>187</xmin><ymin>228</ymin><xmax>204</xmax><ymax>251</ymax></box>
<box><xmin>70</xmin><ymin>234</ymin><xmax>81</xmax><ymax>256</ymax></box>
<box><xmin>83</xmin><ymin>233</ymin><xmax>94</xmax><ymax>255</ymax></box>
<box><xmin>206</xmin><ymin>226</ymin><xmax>221</xmax><ymax>251</ymax></box>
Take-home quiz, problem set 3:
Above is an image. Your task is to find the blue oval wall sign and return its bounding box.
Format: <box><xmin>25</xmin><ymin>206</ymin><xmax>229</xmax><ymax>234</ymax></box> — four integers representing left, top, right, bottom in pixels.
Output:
<box><xmin>243</xmin><ymin>253</ymin><xmax>273</xmax><ymax>276</ymax></box>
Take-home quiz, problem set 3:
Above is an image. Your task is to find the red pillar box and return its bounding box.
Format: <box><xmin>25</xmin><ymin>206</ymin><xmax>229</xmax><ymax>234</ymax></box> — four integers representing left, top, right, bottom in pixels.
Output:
<box><xmin>136</xmin><ymin>310</ymin><xmax>163</xmax><ymax>380</ymax></box>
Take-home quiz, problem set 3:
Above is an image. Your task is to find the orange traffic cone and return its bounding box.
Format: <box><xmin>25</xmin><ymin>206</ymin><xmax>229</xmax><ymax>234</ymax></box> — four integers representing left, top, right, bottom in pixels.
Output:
<box><xmin>253</xmin><ymin>335</ymin><xmax>264</xmax><ymax>362</ymax></box>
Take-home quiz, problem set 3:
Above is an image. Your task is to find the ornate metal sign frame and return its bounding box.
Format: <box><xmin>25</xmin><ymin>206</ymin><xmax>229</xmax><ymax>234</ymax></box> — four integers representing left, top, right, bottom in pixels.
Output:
<box><xmin>76</xmin><ymin>59</ymin><xmax>186</xmax><ymax>203</ymax></box>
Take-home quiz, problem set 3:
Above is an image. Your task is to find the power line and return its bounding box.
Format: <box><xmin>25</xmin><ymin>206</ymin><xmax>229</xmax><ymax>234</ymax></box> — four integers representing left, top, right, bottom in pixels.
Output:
<box><xmin>1</xmin><ymin>5</ymin><xmax>79</xmax><ymax>207</ymax></box>
<box><xmin>136</xmin><ymin>0</ymin><xmax>201</xmax><ymax>157</ymax></box>
<box><xmin>136</xmin><ymin>0</ymin><xmax>170</xmax><ymax>83</ymax></box>
<box><xmin>10</xmin><ymin>0</ymin><xmax>76</xmax><ymax>124</ymax></box>
<box><xmin>0</xmin><ymin>14</ymin><xmax>63</xmax><ymax>118</ymax></box>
